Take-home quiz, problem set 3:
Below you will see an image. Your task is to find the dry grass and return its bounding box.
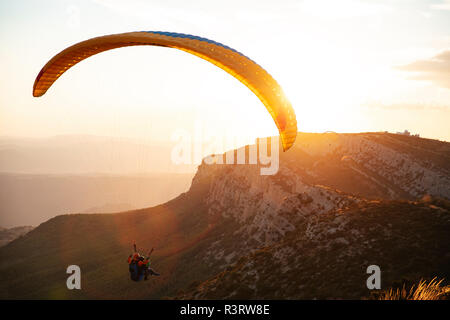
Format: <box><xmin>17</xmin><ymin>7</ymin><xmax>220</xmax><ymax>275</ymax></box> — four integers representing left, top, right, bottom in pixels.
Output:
<box><xmin>377</xmin><ymin>278</ymin><xmax>450</xmax><ymax>300</ymax></box>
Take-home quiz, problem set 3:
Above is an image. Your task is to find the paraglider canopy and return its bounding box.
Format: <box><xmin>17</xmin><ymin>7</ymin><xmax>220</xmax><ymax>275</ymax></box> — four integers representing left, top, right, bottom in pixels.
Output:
<box><xmin>33</xmin><ymin>31</ymin><xmax>297</xmax><ymax>151</ymax></box>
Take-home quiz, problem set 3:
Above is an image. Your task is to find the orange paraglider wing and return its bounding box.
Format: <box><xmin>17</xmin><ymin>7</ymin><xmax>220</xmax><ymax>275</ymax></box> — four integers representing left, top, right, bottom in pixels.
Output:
<box><xmin>33</xmin><ymin>31</ymin><xmax>297</xmax><ymax>151</ymax></box>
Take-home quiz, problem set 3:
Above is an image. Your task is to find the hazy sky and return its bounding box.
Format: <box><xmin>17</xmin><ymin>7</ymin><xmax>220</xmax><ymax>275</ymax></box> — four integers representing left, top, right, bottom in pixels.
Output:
<box><xmin>1</xmin><ymin>0</ymin><xmax>450</xmax><ymax>149</ymax></box>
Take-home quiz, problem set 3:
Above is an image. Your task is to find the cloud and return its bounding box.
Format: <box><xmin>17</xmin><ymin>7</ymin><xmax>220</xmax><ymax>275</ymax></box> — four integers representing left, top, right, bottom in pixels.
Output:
<box><xmin>396</xmin><ymin>50</ymin><xmax>450</xmax><ymax>89</ymax></box>
<box><xmin>91</xmin><ymin>0</ymin><xmax>220</xmax><ymax>28</ymax></box>
<box><xmin>363</xmin><ymin>101</ymin><xmax>450</xmax><ymax>112</ymax></box>
<box><xmin>300</xmin><ymin>0</ymin><xmax>392</xmax><ymax>19</ymax></box>
<box><xmin>431</xmin><ymin>0</ymin><xmax>450</xmax><ymax>11</ymax></box>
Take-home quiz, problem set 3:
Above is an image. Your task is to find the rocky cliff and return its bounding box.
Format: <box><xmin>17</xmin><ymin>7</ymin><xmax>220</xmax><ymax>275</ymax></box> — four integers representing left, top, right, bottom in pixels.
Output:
<box><xmin>178</xmin><ymin>132</ymin><xmax>450</xmax><ymax>298</ymax></box>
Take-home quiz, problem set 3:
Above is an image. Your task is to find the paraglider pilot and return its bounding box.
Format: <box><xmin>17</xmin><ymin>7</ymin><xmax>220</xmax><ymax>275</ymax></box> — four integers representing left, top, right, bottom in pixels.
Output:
<box><xmin>128</xmin><ymin>242</ymin><xmax>160</xmax><ymax>281</ymax></box>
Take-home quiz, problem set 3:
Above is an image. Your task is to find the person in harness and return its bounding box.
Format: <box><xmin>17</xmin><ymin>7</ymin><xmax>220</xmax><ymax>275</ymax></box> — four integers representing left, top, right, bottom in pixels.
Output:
<box><xmin>127</xmin><ymin>242</ymin><xmax>160</xmax><ymax>281</ymax></box>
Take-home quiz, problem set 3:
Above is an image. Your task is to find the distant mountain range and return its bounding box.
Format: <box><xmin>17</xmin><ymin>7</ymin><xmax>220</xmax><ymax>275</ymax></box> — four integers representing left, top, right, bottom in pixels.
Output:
<box><xmin>0</xmin><ymin>172</ymin><xmax>193</xmax><ymax>227</ymax></box>
<box><xmin>0</xmin><ymin>135</ymin><xmax>195</xmax><ymax>227</ymax></box>
<box><xmin>0</xmin><ymin>132</ymin><xmax>449</xmax><ymax>299</ymax></box>
<box><xmin>0</xmin><ymin>226</ymin><xmax>34</xmax><ymax>247</ymax></box>
<box><xmin>0</xmin><ymin>135</ymin><xmax>196</xmax><ymax>174</ymax></box>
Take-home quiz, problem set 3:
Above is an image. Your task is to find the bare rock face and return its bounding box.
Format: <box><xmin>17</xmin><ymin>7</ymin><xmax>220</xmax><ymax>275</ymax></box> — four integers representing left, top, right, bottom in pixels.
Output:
<box><xmin>180</xmin><ymin>132</ymin><xmax>450</xmax><ymax>299</ymax></box>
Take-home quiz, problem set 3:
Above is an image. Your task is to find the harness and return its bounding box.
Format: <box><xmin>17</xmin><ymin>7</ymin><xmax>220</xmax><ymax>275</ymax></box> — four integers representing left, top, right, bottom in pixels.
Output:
<box><xmin>129</xmin><ymin>257</ymin><xmax>146</xmax><ymax>282</ymax></box>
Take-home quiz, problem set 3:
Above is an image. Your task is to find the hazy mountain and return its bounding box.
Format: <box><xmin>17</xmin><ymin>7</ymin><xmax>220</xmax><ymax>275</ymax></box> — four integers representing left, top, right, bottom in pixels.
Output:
<box><xmin>0</xmin><ymin>135</ymin><xmax>196</xmax><ymax>227</ymax></box>
<box><xmin>0</xmin><ymin>226</ymin><xmax>34</xmax><ymax>247</ymax></box>
<box><xmin>0</xmin><ymin>132</ymin><xmax>448</xmax><ymax>299</ymax></box>
<box><xmin>0</xmin><ymin>135</ymin><xmax>196</xmax><ymax>174</ymax></box>
<box><xmin>0</xmin><ymin>173</ymin><xmax>194</xmax><ymax>227</ymax></box>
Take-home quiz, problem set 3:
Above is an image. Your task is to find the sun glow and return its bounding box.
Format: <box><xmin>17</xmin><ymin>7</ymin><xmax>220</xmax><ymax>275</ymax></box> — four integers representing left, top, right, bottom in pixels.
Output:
<box><xmin>1</xmin><ymin>0</ymin><xmax>449</xmax><ymax>143</ymax></box>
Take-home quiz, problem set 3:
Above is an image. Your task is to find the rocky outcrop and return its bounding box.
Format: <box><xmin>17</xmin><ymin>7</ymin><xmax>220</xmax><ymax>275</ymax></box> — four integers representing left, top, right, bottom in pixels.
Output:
<box><xmin>178</xmin><ymin>132</ymin><xmax>450</xmax><ymax>299</ymax></box>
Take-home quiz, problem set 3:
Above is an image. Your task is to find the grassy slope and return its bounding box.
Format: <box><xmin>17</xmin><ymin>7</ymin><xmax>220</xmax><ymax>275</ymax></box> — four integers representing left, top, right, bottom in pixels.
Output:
<box><xmin>0</xmin><ymin>176</ymin><xmax>221</xmax><ymax>299</ymax></box>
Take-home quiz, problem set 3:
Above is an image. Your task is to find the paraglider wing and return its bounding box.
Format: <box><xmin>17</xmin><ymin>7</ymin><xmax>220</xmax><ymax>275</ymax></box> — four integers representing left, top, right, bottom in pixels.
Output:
<box><xmin>33</xmin><ymin>31</ymin><xmax>297</xmax><ymax>151</ymax></box>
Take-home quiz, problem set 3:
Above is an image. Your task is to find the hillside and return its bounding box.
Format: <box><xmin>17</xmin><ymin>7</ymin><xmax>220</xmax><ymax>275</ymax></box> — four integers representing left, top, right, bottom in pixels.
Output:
<box><xmin>0</xmin><ymin>132</ymin><xmax>449</xmax><ymax>299</ymax></box>
<box><xmin>0</xmin><ymin>177</ymin><xmax>215</xmax><ymax>299</ymax></box>
<box><xmin>177</xmin><ymin>199</ymin><xmax>450</xmax><ymax>299</ymax></box>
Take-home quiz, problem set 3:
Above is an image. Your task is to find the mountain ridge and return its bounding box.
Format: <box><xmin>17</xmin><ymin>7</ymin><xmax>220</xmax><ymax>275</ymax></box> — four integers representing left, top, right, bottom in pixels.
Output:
<box><xmin>0</xmin><ymin>132</ymin><xmax>448</xmax><ymax>299</ymax></box>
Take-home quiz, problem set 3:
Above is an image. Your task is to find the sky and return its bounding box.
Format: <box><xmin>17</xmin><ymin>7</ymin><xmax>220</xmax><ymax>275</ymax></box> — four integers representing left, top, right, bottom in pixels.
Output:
<box><xmin>1</xmin><ymin>0</ymin><xmax>449</xmax><ymax>152</ymax></box>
